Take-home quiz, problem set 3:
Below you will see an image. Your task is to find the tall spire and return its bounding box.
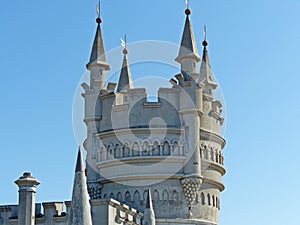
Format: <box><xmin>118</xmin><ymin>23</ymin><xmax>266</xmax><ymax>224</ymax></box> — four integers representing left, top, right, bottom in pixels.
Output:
<box><xmin>69</xmin><ymin>147</ymin><xmax>93</xmax><ymax>225</ymax></box>
<box><xmin>199</xmin><ymin>27</ymin><xmax>217</xmax><ymax>91</ymax></box>
<box><xmin>175</xmin><ymin>2</ymin><xmax>200</xmax><ymax>64</ymax></box>
<box><xmin>86</xmin><ymin>1</ymin><xmax>110</xmax><ymax>71</ymax></box>
<box><xmin>143</xmin><ymin>189</ymin><xmax>155</xmax><ymax>225</ymax></box>
<box><xmin>86</xmin><ymin>1</ymin><xmax>110</xmax><ymax>89</ymax></box>
<box><xmin>117</xmin><ymin>36</ymin><xmax>133</xmax><ymax>92</ymax></box>
<box><xmin>175</xmin><ymin>2</ymin><xmax>200</xmax><ymax>80</ymax></box>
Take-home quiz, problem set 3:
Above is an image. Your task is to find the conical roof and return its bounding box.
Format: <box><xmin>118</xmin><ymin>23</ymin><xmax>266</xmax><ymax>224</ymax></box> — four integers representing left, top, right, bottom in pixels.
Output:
<box><xmin>69</xmin><ymin>148</ymin><xmax>93</xmax><ymax>225</ymax></box>
<box><xmin>117</xmin><ymin>53</ymin><xmax>133</xmax><ymax>92</ymax></box>
<box><xmin>176</xmin><ymin>15</ymin><xmax>200</xmax><ymax>62</ymax></box>
<box><xmin>86</xmin><ymin>23</ymin><xmax>110</xmax><ymax>70</ymax></box>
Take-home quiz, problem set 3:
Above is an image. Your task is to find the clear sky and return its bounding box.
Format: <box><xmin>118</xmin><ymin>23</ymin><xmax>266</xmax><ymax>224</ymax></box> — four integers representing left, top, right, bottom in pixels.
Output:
<box><xmin>1</xmin><ymin>0</ymin><xmax>300</xmax><ymax>225</ymax></box>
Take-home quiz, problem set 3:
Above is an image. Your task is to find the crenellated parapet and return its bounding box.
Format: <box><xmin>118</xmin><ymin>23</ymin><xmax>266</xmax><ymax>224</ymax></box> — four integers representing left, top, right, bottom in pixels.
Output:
<box><xmin>0</xmin><ymin>202</ymin><xmax>70</xmax><ymax>225</ymax></box>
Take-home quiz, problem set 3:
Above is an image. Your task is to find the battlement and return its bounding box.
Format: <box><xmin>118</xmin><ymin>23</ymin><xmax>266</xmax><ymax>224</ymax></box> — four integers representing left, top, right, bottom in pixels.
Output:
<box><xmin>0</xmin><ymin>202</ymin><xmax>69</xmax><ymax>225</ymax></box>
<box><xmin>0</xmin><ymin>199</ymin><xmax>142</xmax><ymax>225</ymax></box>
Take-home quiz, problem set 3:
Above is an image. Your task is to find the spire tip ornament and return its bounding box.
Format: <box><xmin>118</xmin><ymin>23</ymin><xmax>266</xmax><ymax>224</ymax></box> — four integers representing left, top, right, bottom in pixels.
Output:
<box><xmin>96</xmin><ymin>1</ymin><xmax>102</xmax><ymax>23</ymax></box>
<box><xmin>121</xmin><ymin>35</ymin><xmax>128</xmax><ymax>55</ymax></box>
<box><xmin>202</xmin><ymin>25</ymin><xmax>208</xmax><ymax>47</ymax></box>
<box><xmin>185</xmin><ymin>0</ymin><xmax>191</xmax><ymax>15</ymax></box>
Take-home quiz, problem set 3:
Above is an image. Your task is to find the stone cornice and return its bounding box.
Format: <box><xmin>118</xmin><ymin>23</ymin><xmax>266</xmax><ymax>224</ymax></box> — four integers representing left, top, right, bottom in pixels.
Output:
<box><xmin>97</xmin><ymin>127</ymin><xmax>183</xmax><ymax>139</ymax></box>
<box><xmin>200</xmin><ymin>129</ymin><xmax>226</xmax><ymax>149</ymax></box>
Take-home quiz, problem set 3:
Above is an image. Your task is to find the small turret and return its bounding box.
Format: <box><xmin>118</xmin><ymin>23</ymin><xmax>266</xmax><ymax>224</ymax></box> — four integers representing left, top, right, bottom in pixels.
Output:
<box><xmin>143</xmin><ymin>189</ymin><xmax>155</xmax><ymax>225</ymax></box>
<box><xmin>86</xmin><ymin>2</ymin><xmax>110</xmax><ymax>89</ymax></box>
<box><xmin>199</xmin><ymin>27</ymin><xmax>217</xmax><ymax>96</ymax></box>
<box><xmin>68</xmin><ymin>148</ymin><xmax>93</xmax><ymax>225</ymax></box>
<box><xmin>175</xmin><ymin>2</ymin><xmax>200</xmax><ymax>80</ymax></box>
<box><xmin>117</xmin><ymin>36</ymin><xmax>134</xmax><ymax>92</ymax></box>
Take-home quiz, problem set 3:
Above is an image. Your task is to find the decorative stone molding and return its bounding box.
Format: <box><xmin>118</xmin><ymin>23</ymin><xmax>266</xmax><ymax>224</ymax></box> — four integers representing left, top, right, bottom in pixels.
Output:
<box><xmin>180</xmin><ymin>176</ymin><xmax>202</xmax><ymax>217</ymax></box>
<box><xmin>87</xmin><ymin>182</ymin><xmax>103</xmax><ymax>200</ymax></box>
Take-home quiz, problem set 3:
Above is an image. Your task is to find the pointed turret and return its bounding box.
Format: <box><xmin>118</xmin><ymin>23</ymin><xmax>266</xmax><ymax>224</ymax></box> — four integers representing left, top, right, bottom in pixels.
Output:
<box><xmin>199</xmin><ymin>27</ymin><xmax>217</xmax><ymax>94</ymax></box>
<box><xmin>86</xmin><ymin>2</ymin><xmax>110</xmax><ymax>89</ymax></box>
<box><xmin>175</xmin><ymin>4</ymin><xmax>200</xmax><ymax>79</ymax></box>
<box><xmin>117</xmin><ymin>37</ymin><xmax>133</xmax><ymax>92</ymax></box>
<box><xmin>69</xmin><ymin>148</ymin><xmax>93</xmax><ymax>225</ymax></box>
<box><xmin>143</xmin><ymin>189</ymin><xmax>155</xmax><ymax>225</ymax></box>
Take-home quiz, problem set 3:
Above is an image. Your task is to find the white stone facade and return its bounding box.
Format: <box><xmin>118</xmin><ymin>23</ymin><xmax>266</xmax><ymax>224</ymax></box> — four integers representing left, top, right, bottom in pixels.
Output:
<box><xmin>0</xmin><ymin>4</ymin><xmax>226</xmax><ymax>225</ymax></box>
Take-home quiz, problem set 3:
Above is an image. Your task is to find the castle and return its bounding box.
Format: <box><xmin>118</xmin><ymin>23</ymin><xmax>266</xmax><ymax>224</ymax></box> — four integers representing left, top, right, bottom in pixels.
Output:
<box><xmin>0</xmin><ymin>3</ymin><xmax>226</xmax><ymax>225</ymax></box>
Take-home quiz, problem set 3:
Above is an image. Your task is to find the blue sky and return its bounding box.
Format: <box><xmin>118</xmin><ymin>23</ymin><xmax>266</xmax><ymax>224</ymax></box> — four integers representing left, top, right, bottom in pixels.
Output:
<box><xmin>1</xmin><ymin>0</ymin><xmax>300</xmax><ymax>224</ymax></box>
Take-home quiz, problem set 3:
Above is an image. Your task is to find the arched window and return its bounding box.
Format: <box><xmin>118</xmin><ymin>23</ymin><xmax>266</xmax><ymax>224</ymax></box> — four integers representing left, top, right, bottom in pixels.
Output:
<box><xmin>143</xmin><ymin>190</ymin><xmax>148</xmax><ymax>201</ymax></box>
<box><xmin>172</xmin><ymin>190</ymin><xmax>178</xmax><ymax>201</ymax></box>
<box><xmin>163</xmin><ymin>141</ymin><xmax>170</xmax><ymax>156</ymax></box>
<box><xmin>115</xmin><ymin>144</ymin><xmax>120</xmax><ymax>158</ymax></box>
<box><xmin>109</xmin><ymin>193</ymin><xmax>114</xmax><ymax>199</ymax></box>
<box><xmin>117</xmin><ymin>192</ymin><xmax>122</xmax><ymax>202</ymax></box>
<box><xmin>134</xmin><ymin>190</ymin><xmax>140</xmax><ymax>202</ymax></box>
<box><xmin>162</xmin><ymin>190</ymin><xmax>169</xmax><ymax>201</ymax></box>
<box><xmin>207</xmin><ymin>193</ymin><xmax>211</xmax><ymax>206</ymax></box>
<box><xmin>204</xmin><ymin>146</ymin><xmax>209</xmax><ymax>159</ymax></box>
<box><xmin>152</xmin><ymin>141</ymin><xmax>160</xmax><ymax>156</ymax></box>
<box><xmin>123</xmin><ymin>143</ymin><xmax>130</xmax><ymax>157</ymax></box>
<box><xmin>132</xmin><ymin>142</ymin><xmax>140</xmax><ymax>156</ymax></box>
<box><xmin>125</xmin><ymin>191</ymin><xmax>131</xmax><ymax>202</ymax></box>
<box><xmin>107</xmin><ymin>145</ymin><xmax>113</xmax><ymax>159</ymax></box>
<box><xmin>212</xmin><ymin>195</ymin><xmax>215</xmax><ymax>207</ymax></box>
<box><xmin>215</xmin><ymin>150</ymin><xmax>219</xmax><ymax>163</ymax></box>
<box><xmin>210</xmin><ymin>148</ymin><xmax>214</xmax><ymax>161</ymax></box>
<box><xmin>201</xmin><ymin>192</ymin><xmax>205</xmax><ymax>205</ymax></box>
<box><xmin>142</xmin><ymin>142</ymin><xmax>150</xmax><ymax>156</ymax></box>
<box><xmin>153</xmin><ymin>190</ymin><xmax>159</xmax><ymax>201</ymax></box>
<box><xmin>173</xmin><ymin>141</ymin><xmax>179</xmax><ymax>156</ymax></box>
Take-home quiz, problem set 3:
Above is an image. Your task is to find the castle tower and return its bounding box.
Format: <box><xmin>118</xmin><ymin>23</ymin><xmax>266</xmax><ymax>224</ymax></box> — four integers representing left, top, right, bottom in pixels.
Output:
<box><xmin>68</xmin><ymin>148</ymin><xmax>93</xmax><ymax>225</ymax></box>
<box><xmin>82</xmin><ymin>2</ymin><xmax>110</xmax><ymax>188</ymax></box>
<box><xmin>82</xmin><ymin>3</ymin><xmax>226</xmax><ymax>225</ymax></box>
<box><xmin>15</xmin><ymin>172</ymin><xmax>40</xmax><ymax>225</ymax></box>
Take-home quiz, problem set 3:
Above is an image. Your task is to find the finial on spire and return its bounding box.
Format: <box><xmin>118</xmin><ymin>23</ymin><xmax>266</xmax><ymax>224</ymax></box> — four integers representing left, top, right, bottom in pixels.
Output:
<box><xmin>121</xmin><ymin>34</ymin><xmax>128</xmax><ymax>55</ymax></box>
<box><xmin>96</xmin><ymin>1</ymin><xmax>102</xmax><ymax>24</ymax></box>
<box><xmin>202</xmin><ymin>25</ymin><xmax>208</xmax><ymax>47</ymax></box>
<box><xmin>185</xmin><ymin>0</ymin><xmax>191</xmax><ymax>15</ymax></box>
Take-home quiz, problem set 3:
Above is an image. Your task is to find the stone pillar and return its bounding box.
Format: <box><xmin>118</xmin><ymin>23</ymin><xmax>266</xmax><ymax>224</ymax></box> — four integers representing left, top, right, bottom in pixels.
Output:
<box><xmin>15</xmin><ymin>172</ymin><xmax>40</xmax><ymax>225</ymax></box>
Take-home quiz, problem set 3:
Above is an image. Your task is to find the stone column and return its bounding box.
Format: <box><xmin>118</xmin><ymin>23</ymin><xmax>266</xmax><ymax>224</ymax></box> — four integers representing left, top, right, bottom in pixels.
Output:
<box><xmin>15</xmin><ymin>172</ymin><xmax>40</xmax><ymax>225</ymax></box>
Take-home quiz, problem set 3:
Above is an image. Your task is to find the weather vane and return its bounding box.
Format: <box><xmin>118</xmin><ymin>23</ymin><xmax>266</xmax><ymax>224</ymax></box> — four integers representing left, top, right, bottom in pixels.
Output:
<box><xmin>96</xmin><ymin>1</ymin><xmax>100</xmax><ymax>18</ymax></box>
<box><xmin>121</xmin><ymin>34</ymin><xmax>128</xmax><ymax>54</ymax></box>
<box><xmin>202</xmin><ymin>26</ymin><xmax>208</xmax><ymax>47</ymax></box>
<box><xmin>186</xmin><ymin>0</ymin><xmax>189</xmax><ymax>9</ymax></box>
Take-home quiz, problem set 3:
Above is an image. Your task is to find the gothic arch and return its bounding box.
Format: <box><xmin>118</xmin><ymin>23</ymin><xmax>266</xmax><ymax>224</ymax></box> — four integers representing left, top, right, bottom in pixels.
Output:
<box><xmin>125</xmin><ymin>191</ymin><xmax>131</xmax><ymax>202</ymax></box>
<box><xmin>162</xmin><ymin>189</ymin><xmax>169</xmax><ymax>201</ymax></box>
<box><xmin>172</xmin><ymin>190</ymin><xmax>179</xmax><ymax>201</ymax></box>
<box><xmin>143</xmin><ymin>190</ymin><xmax>148</xmax><ymax>201</ymax></box>
<box><xmin>153</xmin><ymin>189</ymin><xmax>159</xmax><ymax>201</ymax></box>
<box><xmin>107</xmin><ymin>144</ymin><xmax>114</xmax><ymax>159</ymax></box>
<box><xmin>117</xmin><ymin>192</ymin><xmax>122</xmax><ymax>202</ymax></box>
<box><xmin>201</xmin><ymin>192</ymin><xmax>205</xmax><ymax>205</ymax></box>
<box><xmin>152</xmin><ymin>140</ymin><xmax>160</xmax><ymax>156</ymax></box>
<box><xmin>163</xmin><ymin>140</ymin><xmax>171</xmax><ymax>156</ymax></box>
<box><xmin>134</xmin><ymin>190</ymin><xmax>140</xmax><ymax>202</ymax></box>
<box><xmin>212</xmin><ymin>195</ymin><xmax>215</xmax><ymax>207</ymax></box>
<box><xmin>132</xmin><ymin>141</ymin><xmax>140</xmax><ymax>156</ymax></box>
<box><xmin>207</xmin><ymin>193</ymin><xmax>211</xmax><ymax>206</ymax></box>
<box><xmin>142</xmin><ymin>141</ymin><xmax>150</xmax><ymax>156</ymax></box>
<box><xmin>109</xmin><ymin>193</ymin><xmax>114</xmax><ymax>199</ymax></box>
<box><xmin>123</xmin><ymin>142</ymin><xmax>131</xmax><ymax>157</ymax></box>
<box><xmin>173</xmin><ymin>141</ymin><xmax>180</xmax><ymax>156</ymax></box>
